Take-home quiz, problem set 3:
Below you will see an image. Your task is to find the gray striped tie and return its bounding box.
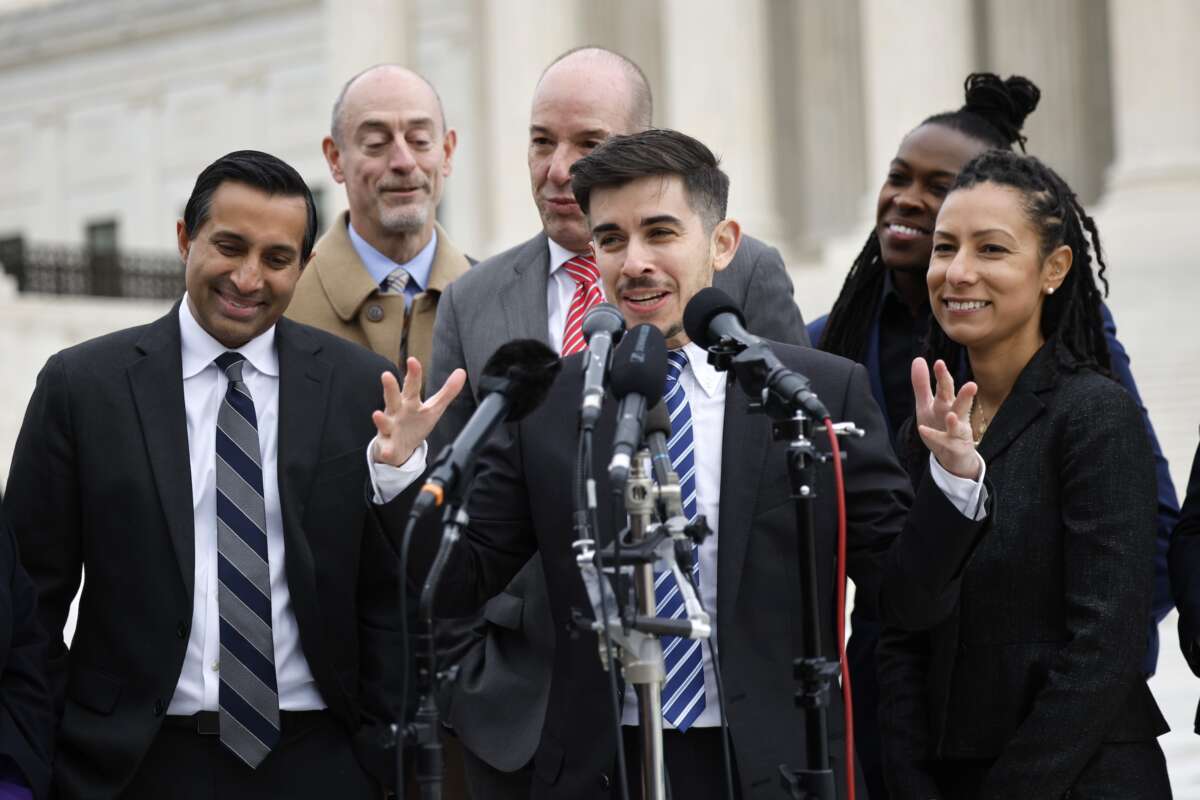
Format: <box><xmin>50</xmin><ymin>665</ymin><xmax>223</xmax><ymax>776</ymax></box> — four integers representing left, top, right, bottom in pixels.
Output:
<box><xmin>380</xmin><ymin>266</ymin><xmax>410</xmax><ymax>295</ymax></box>
<box><xmin>214</xmin><ymin>352</ymin><xmax>280</xmax><ymax>768</ymax></box>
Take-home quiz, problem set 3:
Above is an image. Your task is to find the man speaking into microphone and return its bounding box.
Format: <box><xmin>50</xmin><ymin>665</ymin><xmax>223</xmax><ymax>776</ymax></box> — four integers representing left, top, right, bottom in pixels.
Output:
<box><xmin>389</xmin><ymin>129</ymin><xmax>992</xmax><ymax>799</ymax></box>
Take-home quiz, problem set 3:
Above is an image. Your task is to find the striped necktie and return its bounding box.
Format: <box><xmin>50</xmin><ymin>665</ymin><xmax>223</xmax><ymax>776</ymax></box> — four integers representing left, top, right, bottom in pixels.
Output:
<box><xmin>380</xmin><ymin>266</ymin><xmax>411</xmax><ymax>296</ymax></box>
<box><xmin>560</xmin><ymin>253</ymin><xmax>602</xmax><ymax>356</ymax></box>
<box><xmin>654</xmin><ymin>350</ymin><xmax>706</xmax><ymax>730</ymax></box>
<box><xmin>214</xmin><ymin>352</ymin><xmax>280</xmax><ymax>768</ymax></box>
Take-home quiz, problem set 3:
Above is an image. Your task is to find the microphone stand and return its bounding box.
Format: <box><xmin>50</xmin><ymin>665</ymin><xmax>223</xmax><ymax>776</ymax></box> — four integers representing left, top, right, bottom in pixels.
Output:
<box><xmin>704</xmin><ymin>341</ymin><xmax>861</xmax><ymax>800</ymax></box>
<box><xmin>398</xmin><ymin>504</ymin><xmax>468</xmax><ymax>800</ymax></box>
<box><xmin>625</xmin><ymin>456</ymin><xmax>667</xmax><ymax>800</ymax></box>
<box><xmin>572</xmin><ymin>451</ymin><xmax>711</xmax><ymax>800</ymax></box>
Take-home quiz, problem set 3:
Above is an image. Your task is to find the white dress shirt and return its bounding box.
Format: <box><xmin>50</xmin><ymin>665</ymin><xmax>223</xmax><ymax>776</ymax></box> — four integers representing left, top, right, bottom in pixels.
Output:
<box><xmin>169</xmin><ymin>301</ymin><xmax>324</xmax><ymax>714</ymax></box>
<box><xmin>546</xmin><ymin>237</ymin><xmax>606</xmax><ymax>354</ymax></box>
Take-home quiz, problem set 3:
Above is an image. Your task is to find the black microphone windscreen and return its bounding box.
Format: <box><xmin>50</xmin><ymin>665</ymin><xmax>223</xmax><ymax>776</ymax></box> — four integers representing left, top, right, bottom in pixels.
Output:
<box><xmin>609</xmin><ymin>324</ymin><xmax>668</xmax><ymax>407</ymax></box>
<box><xmin>582</xmin><ymin>302</ymin><xmax>625</xmax><ymax>343</ymax></box>
<box><xmin>479</xmin><ymin>339</ymin><xmax>562</xmax><ymax>422</ymax></box>
<box><xmin>643</xmin><ymin>401</ymin><xmax>671</xmax><ymax>438</ymax></box>
<box><xmin>683</xmin><ymin>287</ymin><xmax>744</xmax><ymax>349</ymax></box>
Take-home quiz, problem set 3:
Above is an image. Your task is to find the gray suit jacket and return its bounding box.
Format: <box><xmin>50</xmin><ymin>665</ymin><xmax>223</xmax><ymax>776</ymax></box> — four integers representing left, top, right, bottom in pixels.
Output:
<box><xmin>428</xmin><ymin>230</ymin><xmax>808</xmax><ymax>771</ymax></box>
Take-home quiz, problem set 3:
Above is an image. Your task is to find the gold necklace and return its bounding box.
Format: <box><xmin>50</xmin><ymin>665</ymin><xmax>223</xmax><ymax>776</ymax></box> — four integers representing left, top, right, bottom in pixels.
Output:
<box><xmin>970</xmin><ymin>399</ymin><xmax>991</xmax><ymax>445</ymax></box>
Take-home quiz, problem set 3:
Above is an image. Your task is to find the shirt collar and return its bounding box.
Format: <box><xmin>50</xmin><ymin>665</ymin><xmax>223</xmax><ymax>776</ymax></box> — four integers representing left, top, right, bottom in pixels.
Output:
<box><xmin>347</xmin><ymin>222</ymin><xmax>437</xmax><ymax>292</ymax></box>
<box><xmin>547</xmin><ymin>236</ymin><xmax>587</xmax><ymax>276</ymax></box>
<box><xmin>178</xmin><ymin>298</ymin><xmax>279</xmax><ymax>380</ymax></box>
<box><xmin>677</xmin><ymin>341</ymin><xmax>724</xmax><ymax>399</ymax></box>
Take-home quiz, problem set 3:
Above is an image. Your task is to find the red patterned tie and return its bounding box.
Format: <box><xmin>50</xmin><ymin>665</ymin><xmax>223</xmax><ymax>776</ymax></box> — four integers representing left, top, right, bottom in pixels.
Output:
<box><xmin>560</xmin><ymin>253</ymin><xmax>602</xmax><ymax>356</ymax></box>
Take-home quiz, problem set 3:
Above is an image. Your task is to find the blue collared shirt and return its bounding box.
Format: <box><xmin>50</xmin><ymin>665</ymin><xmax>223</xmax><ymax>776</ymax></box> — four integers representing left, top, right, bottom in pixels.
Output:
<box><xmin>347</xmin><ymin>222</ymin><xmax>437</xmax><ymax>308</ymax></box>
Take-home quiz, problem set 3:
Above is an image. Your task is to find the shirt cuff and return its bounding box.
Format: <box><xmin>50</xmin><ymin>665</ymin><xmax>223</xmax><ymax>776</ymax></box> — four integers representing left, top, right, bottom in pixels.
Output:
<box><xmin>928</xmin><ymin>452</ymin><xmax>988</xmax><ymax>521</ymax></box>
<box><xmin>367</xmin><ymin>437</ymin><xmax>427</xmax><ymax>505</ymax></box>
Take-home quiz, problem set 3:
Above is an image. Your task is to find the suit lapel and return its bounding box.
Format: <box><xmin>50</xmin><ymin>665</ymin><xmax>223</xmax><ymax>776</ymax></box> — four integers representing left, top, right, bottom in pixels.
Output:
<box><xmin>976</xmin><ymin>345</ymin><xmax>1058</xmax><ymax>464</ymax></box>
<box><xmin>127</xmin><ymin>305</ymin><xmax>196</xmax><ymax>596</ymax></box>
<box><xmin>274</xmin><ymin>319</ymin><xmax>331</xmax><ymax>618</ymax></box>
<box><xmin>500</xmin><ymin>234</ymin><xmax>552</xmax><ymax>345</ymax></box>
<box><xmin>716</xmin><ymin>374</ymin><xmax>773</xmax><ymax>625</ymax></box>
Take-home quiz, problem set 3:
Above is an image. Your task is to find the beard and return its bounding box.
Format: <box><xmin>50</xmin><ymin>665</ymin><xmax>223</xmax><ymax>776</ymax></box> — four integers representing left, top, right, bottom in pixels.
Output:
<box><xmin>378</xmin><ymin>203</ymin><xmax>428</xmax><ymax>236</ymax></box>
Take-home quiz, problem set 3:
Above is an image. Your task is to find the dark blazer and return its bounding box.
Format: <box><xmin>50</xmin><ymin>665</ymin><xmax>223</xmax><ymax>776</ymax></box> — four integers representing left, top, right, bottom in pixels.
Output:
<box><xmin>412</xmin><ymin>342</ymin><xmax>987</xmax><ymax>798</ymax></box>
<box><xmin>809</xmin><ymin>302</ymin><xmax>1179</xmax><ymax>673</ymax></box>
<box><xmin>3</xmin><ymin>306</ymin><xmax>406</xmax><ymax>799</ymax></box>
<box><xmin>428</xmin><ymin>231</ymin><xmax>810</xmax><ymax>772</ymax></box>
<box><xmin>878</xmin><ymin>345</ymin><xmax>1169</xmax><ymax>800</ymax></box>
<box><xmin>1168</xmin><ymin>437</ymin><xmax>1200</xmax><ymax>733</ymax></box>
<box><xmin>0</xmin><ymin>499</ymin><xmax>53</xmax><ymax>799</ymax></box>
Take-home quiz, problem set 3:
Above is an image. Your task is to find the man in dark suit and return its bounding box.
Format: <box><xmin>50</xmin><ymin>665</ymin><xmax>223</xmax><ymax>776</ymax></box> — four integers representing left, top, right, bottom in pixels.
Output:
<box><xmin>3</xmin><ymin>151</ymin><xmax>460</xmax><ymax>799</ymax></box>
<box><xmin>381</xmin><ymin>129</ymin><xmax>990</xmax><ymax>798</ymax></box>
<box><xmin>0</xmin><ymin>497</ymin><xmax>53</xmax><ymax>800</ymax></box>
<box><xmin>1170</xmin><ymin>438</ymin><xmax>1200</xmax><ymax>733</ymax></box>
<box><xmin>428</xmin><ymin>46</ymin><xmax>809</xmax><ymax>798</ymax></box>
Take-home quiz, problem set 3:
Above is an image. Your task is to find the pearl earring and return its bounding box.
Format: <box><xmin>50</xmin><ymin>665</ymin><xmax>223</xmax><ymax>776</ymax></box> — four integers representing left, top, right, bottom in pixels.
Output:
<box><xmin>1046</xmin><ymin>286</ymin><xmax>1055</xmax><ymax>295</ymax></box>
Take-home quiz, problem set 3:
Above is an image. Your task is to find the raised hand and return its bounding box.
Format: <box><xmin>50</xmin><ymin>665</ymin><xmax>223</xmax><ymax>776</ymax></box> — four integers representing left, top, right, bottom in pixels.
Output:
<box><xmin>371</xmin><ymin>357</ymin><xmax>466</xmax><ymax>467</ymax></box>
<box><xmin>911</xmin><ymin>357</ymin><xmax>981</xmax><ymax>480</ymax></box>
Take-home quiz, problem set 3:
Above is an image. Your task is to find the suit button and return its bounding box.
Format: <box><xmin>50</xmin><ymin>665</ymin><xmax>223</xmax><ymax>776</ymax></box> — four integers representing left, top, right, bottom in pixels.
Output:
<box><xmin>177</xmin><ymin>622</ymin><xmax>188</xmax><ymax>639</ymax></box>
<box><xmin>154</xmin><ymin>699</ymin><xmax>165</xmax><ymax>717</ymax></box>
<box><xmin>366</xmin><ymin>304</ymin><xmax>384</xmax><ymax>322</ymax></box>
<box><xmin>599</xmin><ymin>773</ymin><xmax>611</xmax><ymax>789</ymax></box>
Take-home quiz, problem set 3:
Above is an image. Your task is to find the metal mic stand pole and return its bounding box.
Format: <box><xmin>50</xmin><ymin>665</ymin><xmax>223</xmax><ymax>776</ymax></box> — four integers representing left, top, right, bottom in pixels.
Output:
<box><xmin>625</xmin><ymin>454</ymin><xmax>667</xmax><ymax>800</ymax></box>
<box><xmin>406</xmin><ymin>504</ymin><xmax>468</xmax><ymax>800</ymax></box>
<box><xmin>774</xmin><ymin>409</ymin><xmax>837</xmax><ymax>800</ymax></box>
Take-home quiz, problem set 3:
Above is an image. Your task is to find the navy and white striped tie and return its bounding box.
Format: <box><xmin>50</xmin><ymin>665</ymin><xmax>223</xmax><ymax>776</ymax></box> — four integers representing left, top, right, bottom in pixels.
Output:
<box><xmin>654</xmin><ymin>350</ymin><xmax>706</xmax><ymax>730</ymax></box>
<box><xmin>214</xmin><ymin>352</ymin><xmax>280</xmax><ymax>768</ymax></box>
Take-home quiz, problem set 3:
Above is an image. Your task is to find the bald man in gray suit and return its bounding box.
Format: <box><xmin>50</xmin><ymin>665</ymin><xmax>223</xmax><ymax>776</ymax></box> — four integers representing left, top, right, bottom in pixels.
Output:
<box><xmin>428</xmin><ymin>47</ymin><xmax>807</xmax><ymax>798</ymax></box>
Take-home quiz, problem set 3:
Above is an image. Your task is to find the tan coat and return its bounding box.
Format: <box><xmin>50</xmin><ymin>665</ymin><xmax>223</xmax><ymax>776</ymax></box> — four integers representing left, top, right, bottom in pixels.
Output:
<box><xmin>286</xmin><ymin>212</ymin><xmax>471</xmax><ymax>388</ymax></box>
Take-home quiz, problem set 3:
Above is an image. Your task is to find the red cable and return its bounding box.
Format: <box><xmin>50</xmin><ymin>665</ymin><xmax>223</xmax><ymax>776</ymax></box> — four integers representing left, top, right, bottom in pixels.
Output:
<box><xmin>824</xmin><ymin>417</ymin><xmax>855</xmax><ymax>800</ymax></box>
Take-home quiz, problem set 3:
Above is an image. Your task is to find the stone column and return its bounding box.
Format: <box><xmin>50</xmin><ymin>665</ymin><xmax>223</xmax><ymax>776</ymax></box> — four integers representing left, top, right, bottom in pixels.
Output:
<box><xmin>474</xmin><ymin>0</ymin><xmax>585</xmax><ymax>255</ymax></box>
<box><xmin>768</xmin><ymin>0</ymin><xmax>867</xmax><ymax>256</ymax></box>
<box><xmin>126</xmin><ymin>90</ymin><xmax>165</xmax><ymax>250</ymax></box>
<box><xmin>1099</xmin><ymin>0</ymin><xmax>1200</xmax><ymax>217</ymax></box>
<box><xmin>981</xmin><ymin>0</ymin><xmax>1114</xmax><ymax>203</ymax></box>
<box><xmin>858</xmin><ymin>0</ymin><xmax>976</xmax><ymax>210</ymax></box>
<box><xmin>322</xmin><ymin>0</ymin><xmax>413</xmax><ymax>225</ymax></box>
<box><xmin>817</xmin><ymin>0</ymin><xmax>976</xmax><ymax>275</ymax></box>
<box><xmin>659</xmin><ymin>0</ymin><xmax>784</xmax><ymax>245</ymax></box>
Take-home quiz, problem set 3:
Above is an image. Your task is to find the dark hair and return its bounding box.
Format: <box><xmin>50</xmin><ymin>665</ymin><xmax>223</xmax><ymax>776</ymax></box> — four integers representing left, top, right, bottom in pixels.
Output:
<box><xmin>569</xmin><ymin>129</ymin><xmax>728</xmax><ymax>230</ymax></box>
<box><xmin>818</xmin><ymin>73</ymin><xmax>1041</xmax><ymax>362</ymax></box>
<box><xmin>183</xmin><ymin>150</ymin><xmax>318</xmax><ymax>263</ymax></box>
<box><xmin>540</xmin><ymin>46</ymin><xmax>653</xmax><ymax>130</ymax></box>
<box><xmin>922</xmin><ymin>150</ymin><xmax>1111</xmax><ymax>377</ymax></box>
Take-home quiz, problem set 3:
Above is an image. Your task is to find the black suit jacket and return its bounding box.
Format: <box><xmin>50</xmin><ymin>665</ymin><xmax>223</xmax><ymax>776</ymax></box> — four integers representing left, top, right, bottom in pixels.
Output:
<box><xmin>0</xmin><ymin>498</ymin><xmax>53</xmax><ymax>799</ymax></box>
<box><xmin>878</xmin><ymin>346</ymin><xmax>1169</xmax><ymax>800</ymax></box>
<box><xmin>1169</xmin><ymin>434</ymin><xmax>1200</xmax><ymax>732</ymax></box>
<box><xmin>3</xmin><ymin>306</ymin><xmax>405</xmax><ymax>798</ymax></box>
<box><xmin>412</xmin><ymin>342</ymin><xmax>986</xmax><ymax>798</ymax></box>
<box><xmin>429</xmin><ymin>231</ymin><xmax>810</xmax><ymax>772</ymax></box>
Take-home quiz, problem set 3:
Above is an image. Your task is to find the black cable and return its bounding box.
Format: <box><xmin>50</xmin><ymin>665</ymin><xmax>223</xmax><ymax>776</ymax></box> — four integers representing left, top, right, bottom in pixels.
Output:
<box><xmin>578</xmin><ymin>430</ymin><xmax>631</xmax><ymax>800</ymax></box>
<box><xmin>683</xmin><ymin>559</ymin><xmax>736</xmax><ymax>800</ymax></box>
<box><xmin>396</xmin><ymin>511</ymin><xmax>421</xmax><ymax>800</ymax></box>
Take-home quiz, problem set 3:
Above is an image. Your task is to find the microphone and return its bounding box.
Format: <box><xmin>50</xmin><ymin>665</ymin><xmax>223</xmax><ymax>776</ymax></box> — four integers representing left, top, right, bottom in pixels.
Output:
<box><xmin>579</xmin><ymin>303</ymin><xmax>625</xmax><ymax>431</ymax></box>
<box><xmin>642</xmin><ymin>401</ymin><xmax>674</xmax><ymax>490</ymax></box>
<box><xmin>413</xmin><ymin>339</ymin><xmax>561</xmax><ymax>517</ymax></box>
<box><xmin>607</xmin><ymin>324</ymin><xmax>668</xmax><ymax>485</ymax></box>
<box><xmin>683</xmin><ymin>287</ymin><xmax>830</xmax><ymax>419</ymax></box>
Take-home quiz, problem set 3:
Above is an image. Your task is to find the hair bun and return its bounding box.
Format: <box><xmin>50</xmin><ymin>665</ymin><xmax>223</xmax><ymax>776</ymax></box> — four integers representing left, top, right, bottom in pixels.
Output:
<box><xmin>962</xmin><ymin>72</ymin><xmax>1041</xmax><ymax>150</ymax></box>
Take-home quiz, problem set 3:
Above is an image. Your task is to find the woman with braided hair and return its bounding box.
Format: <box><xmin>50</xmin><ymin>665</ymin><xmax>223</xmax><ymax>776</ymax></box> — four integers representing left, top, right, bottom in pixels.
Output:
<box><xmin>807</xmin><ymin>73</ymin><xmax>1177</xmax><ymax>800</ymax></box>
<box><xmin>877</xmin><ymin>151</ymin><xmax>1171</xmax><ymax>799</ymax></box>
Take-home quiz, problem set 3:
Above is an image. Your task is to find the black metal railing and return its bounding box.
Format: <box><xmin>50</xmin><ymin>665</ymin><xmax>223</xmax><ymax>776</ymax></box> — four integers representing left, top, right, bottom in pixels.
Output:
<box><xmin>0</xmin><ymin>239</ymin><xmax>183</xmax><ymax>300</ymax></box>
